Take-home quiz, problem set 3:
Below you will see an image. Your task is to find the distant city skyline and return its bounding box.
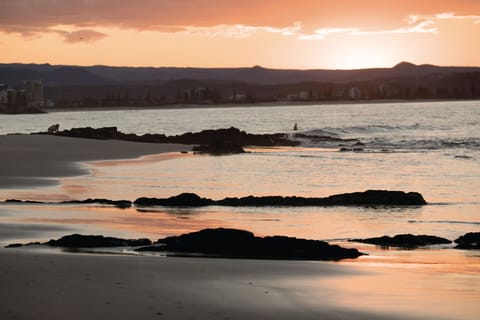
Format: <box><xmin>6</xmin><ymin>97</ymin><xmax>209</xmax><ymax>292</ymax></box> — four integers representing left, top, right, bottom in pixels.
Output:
<box><xmin>1</xmin><ymin>0</ymin><xmax>479</xmax><ymax>69</ymax></box>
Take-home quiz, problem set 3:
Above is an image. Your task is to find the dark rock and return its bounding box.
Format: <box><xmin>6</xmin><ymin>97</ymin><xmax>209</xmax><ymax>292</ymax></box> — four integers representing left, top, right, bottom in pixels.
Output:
<box><xmin>216</xmin><ymin>190</ymin><xmax>427</xmax><ymax>207</ymax></box>
<box><xmin>134</xmin><ymin>190</ymin><xmax>427</xmax><ymax>207</ymax></box>
<box><xmin>61</xmin><ymin>198</ymin><xmax>132</xmax><ymax>208</ymax></box>
<box><xmin>350</xmin><ymin>234</ymin><xmax>452</xmax><ymax>248</ymax></box>
<box><xmin>45</xmin><ymin>234</ymin><xmax>152</xmax><ymax>248</ymax></box>
<box><xmin>192</xmin><ymin>141</ymin><xmax>246</xmax><ymax>155</ymax></box>
<box><xmin>320</xmin><ymin>190</ymin><xmax>427</xmax><ymax>206</ymax></box>
<box><xmin>5</xmin><ymin>241</ymin><xmax>43</xmax><ymax>248</ymax></box>
<box><xmin>4</xmin><ymin>198</ymin><xmax>131</xmax><ymax>208</ymax></box>
<box><xmin>4</xmin><ymin>199</ymin><xmax>44</xmax><ymax>204</ymax></box>
<box><xmin>454</xmin><ymin>232</ymin><xmax>480</xmax><ymax>249</ymax></box>
<box><xmin>151</xmin><ymin>228</ymin><xmax>364</xmax><ymax>260</ymax></box>
<box><xmin>5</xmin><ymin>243</ymin><xmax>23</xmax><ymax>248</ymax></box>
<box><xmin>134</xmin><ymin>193</ymin><xmax>214</xmax><ymax>207</ymax></box>
<box><xmin>38</xmin><ymin>126</ymin><xmax>300</xmax><ymax>148</ymax></box>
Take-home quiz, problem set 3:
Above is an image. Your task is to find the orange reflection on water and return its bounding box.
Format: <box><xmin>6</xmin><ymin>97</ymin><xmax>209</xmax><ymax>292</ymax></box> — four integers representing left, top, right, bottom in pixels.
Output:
<box><xmin>311</xmin><ymin>259</ymin><xmax>480</xmax><ymax>320</ymax></box>
<box><xmin>15</xmin><ymin>205</ymin><xmax>227</xmax><ymax>240</ymax></box>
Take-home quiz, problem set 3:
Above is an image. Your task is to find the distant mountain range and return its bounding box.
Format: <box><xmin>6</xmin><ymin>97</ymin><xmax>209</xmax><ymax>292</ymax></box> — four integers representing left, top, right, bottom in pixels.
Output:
<box><xmin>1</xmin><ymin>62</ymin><xmax>480</xmax><ymax>87</ymax></box>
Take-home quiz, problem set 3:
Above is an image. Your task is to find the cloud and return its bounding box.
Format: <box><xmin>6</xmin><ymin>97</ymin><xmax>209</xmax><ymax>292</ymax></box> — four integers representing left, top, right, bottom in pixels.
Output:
<box><xmin>3</xmin><ymin>0</ymin><xmax>476</xmax><ymax>34</ymax></box>
<box><xmin>182</xmin><ymin>22</ymin><xmax>302</xmax><ymax>38</ymax></box>
<box><xmin>298</xmin><ymin>21</ymin><xmax>437</xmax><ymax>40</ymax></box>
<box><xmin>59</xmin><ymin>29</ymin><xmax>108</xmax><ymax>43</ymax></box>
<box><xmin>0</xmin><ymin>1</ymin><xmax>478</xmax><ymax>43</ymax></box>
<box><xmin>435</xmin><ymin>12</ymin><xmax>480</xmax><ymax>20</ymax></box>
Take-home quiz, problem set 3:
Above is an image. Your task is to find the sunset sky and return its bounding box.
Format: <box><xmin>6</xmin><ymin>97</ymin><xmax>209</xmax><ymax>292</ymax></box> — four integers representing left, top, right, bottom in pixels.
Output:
<box><xmin>1</xmin><ymin>0</ymin><xmax>479</xmax><ymax>69</ymax></box>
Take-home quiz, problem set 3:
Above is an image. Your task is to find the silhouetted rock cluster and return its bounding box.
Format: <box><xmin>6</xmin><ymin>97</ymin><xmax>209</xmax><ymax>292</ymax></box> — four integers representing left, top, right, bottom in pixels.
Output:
<box><xmin>4</xmin><ymin>190</ymin><xmax>427</xmax><ymax>210</ymax></box>
<box><xmin>38</xmin><ymin>126</ymin><xmax>299</xmax><ymax>154</ymax></box>
<box><xmin>350</xmin><ymin>234</ymin><xmax>452</xmax><ymax>248</ymax></box>
<box><xmin>45</xmin><ymin>234</ymin><xmax>151</xmax><ymax>248</ymax></box>
<box><xmin>134</xmin><ymin>190</ymin><xmax>427</xmax><ymax>207</ymax></box>
<box><xmin>137</xmin><ymin>228</ymin><xmax>364</xmax><ymax>260</ymax></box>
<box><xmin>454</xmin><ymin>232</ymin><xmax>480</xmax><ymax>249</ymax></box>
<box><xmin>36</xmin><ymin>126</ymin><xmax>367</xmax><ymax>154</ymax></box>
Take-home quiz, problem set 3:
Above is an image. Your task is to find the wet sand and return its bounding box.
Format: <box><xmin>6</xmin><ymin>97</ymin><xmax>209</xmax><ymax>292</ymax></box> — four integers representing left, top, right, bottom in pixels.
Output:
<box><xmin>1</xmin><ymin>248</ymin><xmax>467</xmax><ymax>320</ymax></box>
<box><xmin>0</xmin><ymin>135</ymin><xmax>189</xmax><ymax>188</ymax></box>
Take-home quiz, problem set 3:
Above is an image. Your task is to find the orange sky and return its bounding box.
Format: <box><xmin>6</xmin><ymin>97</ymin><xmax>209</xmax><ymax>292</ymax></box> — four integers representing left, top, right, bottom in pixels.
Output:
<box><xmin>1</xmin><ymin>0</ymin><xmax>479</xmax><ymax>69</ymax></box>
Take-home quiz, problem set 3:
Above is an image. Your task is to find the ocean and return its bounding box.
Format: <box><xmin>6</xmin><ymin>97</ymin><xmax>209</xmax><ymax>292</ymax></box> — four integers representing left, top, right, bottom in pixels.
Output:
<box><xmin>0</xmin><ymin>100</ymin><xmax>479</xmax><ymax>244</ymax></box>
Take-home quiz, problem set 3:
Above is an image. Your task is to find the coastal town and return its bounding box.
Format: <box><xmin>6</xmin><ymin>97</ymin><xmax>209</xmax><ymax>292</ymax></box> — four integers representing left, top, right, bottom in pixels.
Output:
<box><xmin>1</xmin><ymin>62</ymin><xmax>480</xmax><ymax>113</ymax></box>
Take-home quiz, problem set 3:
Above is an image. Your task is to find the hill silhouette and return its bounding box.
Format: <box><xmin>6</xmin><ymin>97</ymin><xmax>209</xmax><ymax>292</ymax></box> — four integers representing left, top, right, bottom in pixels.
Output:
<box><xmin>1</xmin><ymin>62</ymin><xmax>479</xmax><ymax>87</ymax></box>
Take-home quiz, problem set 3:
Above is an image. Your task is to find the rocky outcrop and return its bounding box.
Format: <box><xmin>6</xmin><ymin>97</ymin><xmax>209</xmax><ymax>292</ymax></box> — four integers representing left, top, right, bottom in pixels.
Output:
<box><xmin>350</xmin><ymin>234</ymin><xmax>452</xmax><ymax>248</ymax></box>
<box><xmin>35</xmin><ymin>126</ymin><xmax>373</xmax><ymax>154</ymax></box>
<box><xmin>134</xmin><ymin>190</ymin><xmax>427</xmax><ymax>207</ymax></box>
<box><xmin>38</xmin><ymin>126</ymin><xmax>299</xmax><ymax>147</ymax></box>
<box><xmin>454</xmin><ymin>232</ymin><xmax>480</xmax><ymax>249</ymax></box>
<box><xmin>45</xmin><ymin>234</ymin><xmax>151</xmax><ymax>248</ymax></box>
<box><xmin>137</xmin><ymin>228</ymin><xmax>364</xmax><ymax>260</ymax></box>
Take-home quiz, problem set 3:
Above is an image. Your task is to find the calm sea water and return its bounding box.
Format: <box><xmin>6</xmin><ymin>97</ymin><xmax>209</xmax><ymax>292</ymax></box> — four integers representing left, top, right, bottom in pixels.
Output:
<box><xmin>0</xmin><ymin>100</ymin><xmax>479</xmax><ymax>245</ymax></box>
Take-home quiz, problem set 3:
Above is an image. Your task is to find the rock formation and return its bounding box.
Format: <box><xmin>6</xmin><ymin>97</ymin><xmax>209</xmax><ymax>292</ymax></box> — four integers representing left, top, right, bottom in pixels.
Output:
<box><xmin>350</xmin><ymin>234</ymin><xmax>452</xmax><ymax>248</ymax></box>
<box><xmin>454</xmin><ymin>232</ymin><xmax>480</xmax><ymax>249</ymax></box>
<box><xmin>137</xmin><ymin>228</ymin><xmax>364</xmax><ymax>260</ymax></box>
<box><xmin>134</xmin><ymin>190</ymin><xmax>427</xmax><ymax>207</ymax></box>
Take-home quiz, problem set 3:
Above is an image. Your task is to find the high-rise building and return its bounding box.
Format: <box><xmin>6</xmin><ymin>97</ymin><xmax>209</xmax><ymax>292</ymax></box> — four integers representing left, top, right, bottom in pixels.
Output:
<box><xmin>23</xmin><ymin>80</ymin><xmax>44</xmax><ymax>107</ymax></box>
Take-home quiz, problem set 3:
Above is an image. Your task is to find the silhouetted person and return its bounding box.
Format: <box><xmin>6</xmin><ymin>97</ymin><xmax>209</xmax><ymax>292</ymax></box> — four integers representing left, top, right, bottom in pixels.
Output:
<box><xmin>293</xmin><ymin>123</ymin><xmax>298</xmax><ymax>131</ymax></box>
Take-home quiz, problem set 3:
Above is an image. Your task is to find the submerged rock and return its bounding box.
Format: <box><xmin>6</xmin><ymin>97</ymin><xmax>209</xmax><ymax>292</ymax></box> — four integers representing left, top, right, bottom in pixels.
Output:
<box><xmin>45</xmin><ymin>234</ymin><xmax>151</xmax><ymax>248</ymax></box>
<box><xmin>141</xmin><ymin>228</ymin><xmax>364</xmax><ymax>260</ymax></box>
<box><xmin>454</xmin><ymin>232</ymin><xmax>480</xmax><ymax>249</ymax></box>
<box><xmin>350</xmin><ymin>234</ymin><xmax>452</xmax><ymax>248</ymax></box>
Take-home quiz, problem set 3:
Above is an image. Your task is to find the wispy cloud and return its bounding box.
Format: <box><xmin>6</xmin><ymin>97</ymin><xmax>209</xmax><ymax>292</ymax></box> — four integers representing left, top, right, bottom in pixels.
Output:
<box><xmin>298</xmin><ymin>21</ymin><xmax>437</xmax><ymax>41</ymax></box>
<box><xmin>435</xmin><ymin>12</ymin><xmax>480</xmax><ymax>22</ymax></box>
<box><xmin>182</xmin><ymin>22</ymin><xmax>302</xmax><ymax>38</ymax></box>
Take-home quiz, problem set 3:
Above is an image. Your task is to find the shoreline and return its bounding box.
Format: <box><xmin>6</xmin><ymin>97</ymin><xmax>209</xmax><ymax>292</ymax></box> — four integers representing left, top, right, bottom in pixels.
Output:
<box><xmin>42</xmin><ymin>98</ymin><xmax>480</xmax><ymax>113</ymax></box>
<box><xmin>0</xmin><ymin>134</ymin><xmax>189</xmax><ymax>189</ymax></box>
